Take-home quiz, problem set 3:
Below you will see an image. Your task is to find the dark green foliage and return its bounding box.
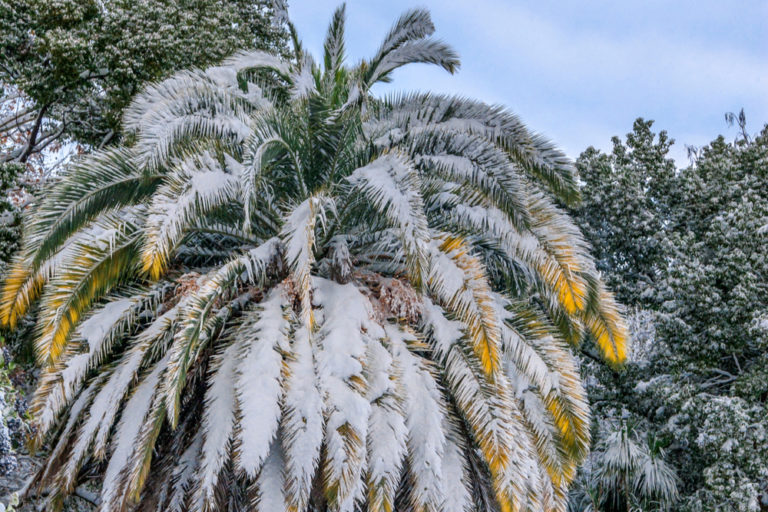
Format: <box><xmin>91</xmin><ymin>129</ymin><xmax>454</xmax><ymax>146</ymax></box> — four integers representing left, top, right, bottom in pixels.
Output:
<box><xmin>0</xmin><ymin>162</ymin><xmax>22</xmax><ymax>265</ymax></box>
<box><xmin>0</xmin><ymin>0</ymin><xmax>288</xmax><ymax>156</ymax></box>
<box><xmin>573</xmin><ymin>119</ymin><xmax>677</xmax><ymax>307</ymax></box>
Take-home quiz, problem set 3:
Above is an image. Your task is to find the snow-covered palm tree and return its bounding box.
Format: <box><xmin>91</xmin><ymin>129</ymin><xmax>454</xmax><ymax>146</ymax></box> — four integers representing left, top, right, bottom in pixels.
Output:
<box><xmin>1</xmin><ymin>6</ymin><xmax>628</xmax><ymax>512</ymax></box>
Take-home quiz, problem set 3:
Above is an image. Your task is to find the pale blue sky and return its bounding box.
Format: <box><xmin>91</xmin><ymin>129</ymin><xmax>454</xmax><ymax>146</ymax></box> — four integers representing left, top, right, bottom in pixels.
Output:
<box><xmin>287</xmin><ymin>0</ymin><xmax>768</xmax><ymax>165</ymax></box>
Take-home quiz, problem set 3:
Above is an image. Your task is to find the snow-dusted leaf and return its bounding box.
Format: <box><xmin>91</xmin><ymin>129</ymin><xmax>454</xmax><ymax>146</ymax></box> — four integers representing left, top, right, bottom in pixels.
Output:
<box><xmin>193</xmin><ymin>341</ymin><xmax>240</xmax><ymax>511</ymax></box>
<box><xmin>347</xmin><ymin>153</ymin><xmax>430</xmax><ymax>289</ymax></box>
<box><xmin>234</xmin><ymin>287</ymin><xmax>290</xmax><ymax>477</ymax></box>
<box><xmin>388</xmin><ymin>324</ymin><xmax>445</xmax><ymax>512</ymax></box>
<box><xmin>281</xmin><ymin>325</ymin><xmax>324</xmax><ymax>512</ymax></box>
<box><xmin>313</xmin><ymin>277</ymin><xmax>377</xmax><ymax>511</ymax></box>
<box><xmin>365</xmin><ymin>338</ymin><xmax>407</xmax><ymax>512</ymax></box>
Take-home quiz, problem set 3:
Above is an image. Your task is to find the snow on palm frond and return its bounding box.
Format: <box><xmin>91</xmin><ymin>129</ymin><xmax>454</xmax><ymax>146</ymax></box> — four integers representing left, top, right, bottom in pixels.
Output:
<box><xmin>164</xmin><ymin>237</ymin><xmax>281</xmax><ymax>426</ymax></box>
<box><xmin>281</xmin><ymin>195</ymin><xmax>333</xmax><ymax>328</ymax></box>
<box><xmin>323</xmin><ymin>5</ymin><xmax>347</xmax><ymax>75</ymax></box>
<box><xmin>57</xmin><ymin>336</ymin><xmax>154</xmax><ymax>493</ymax></box>
<box><xmin>441</xmin><ymin>426</ymin><xmax>472</xmax><ymax>512</ymax></box>
<box><xmin>371</xmin><ymin>93</ymin><xmax>579</xmax><ymax>205</ymax></box>
<box><xmin>23</xmin><ymin>147</ymin><xmax>152</xmax><ymax>270</ymax></box>
<box><xmin>35</xmin><ymin>210</ymin><xmax>143</xmax><ymax>365</ymax></box>
<box><xmin>632</xmin><ymin>440</ymin><xmax>679</xmax><ymax>506</ymax></box>
<box><xmin>407</xmin><ymin>129</ymin><xmax>531</xmax><ymax>231</ymax></box>
<box><xmin>142</xmin><ymin>151</ymin><xmax>241</xmax><ymax>280</ymax></box>
<box><xmin>281</xmin><ymin>325</ymin><xmax>324</xmax><ymax>512</ymax></box>
<box><xmin>427</xmin><ymin>236</ymin><xmax>502</xmax><ymax>379</ymax></box>
<box><xmin>123</xmin><ymin>70</ymin><xmax>257</xmax><ymax>169</ymax></box>
<box><xmin>290</xmin><ymin>55</ymin><xmax>318</xmax><ymax>101</ymax></box>
<box><xmin>35</xmin><ymin>374</ymin><xmax>103</xmax><ymax>492</ymax></box>
<box><xmin>221</xmin><ymin>49</ymin><xmax>291</xmax><ymax>77</ymax></box>
<box><xmin>347</xmin><ymin>153</ymin><xmax>430</xmax><ymax>289</ymax></box>
<box><xmin>165</xmin><ymin>431</ymin><xmax>203</xmax><ymax>512</ymax></box>
<box><xmin>100</xmin><ymin>356</ymin><xmax>167</xmax><ymax>512</ymax></box>
<box><xmin>443</xmin><ymin>200</ymin><xmax>587</xmax><ymax>319</ymax></box>
<box><xmin>313</xmin><ymin>277</ymin><xmax>375</xmax><ymax>511</ymax></box>
<box><xmin>581</xmin><ymin>275</ymin><xmax>628</xmax><ymax>365</ymax></box>
<box><xmin>30</xmin><ymin>294</ymin><xmax>141</xmax><ymax>441</ymax></box>
<box><xmin>497</xmin><ymin>305</ymin><xmax>591</xmax><ymax>507</ymax></box>
<box><xmin>0</xmin><ymin>149</ymin><xmax>155</xmax><ymax>330</ymax></box>
<box><xmin>365</xmin><ymin>337</ymin><xmax>407</xmax><ymax>512</ymax></box>
<box><xmin>233</xmin><ymin>287</ymin><xmax>290</xmax><ymax>478</ymax></box>
<box><xmin>368</xmin><ymin>39</ymin><xmax>460</xmax><ymax>87</ymax></box>
<box><xmin>193</xmin><ymin>341</ymin><xmax>239</xmax><ymax>511</ymax></box>
<box><xmin>253</xmin><ymin>441</ymin><xmax>288</xmax><ymax>511</ymax></box>
<box><xmin>5</xmin><ymin>6</ymin><xmax>630</xmax><ymax>512</ymax></box>
<box><xmin>420</xmin><ymin>299</ymin><xmax>512</xmax><ymax>486</ymax></box>
<box><xmin>525</xmin><ymin>191</ymin><xmax>589</xmax><ymax>314</ymax></box>
<box><xmin>388</xmin><ymin>324</ymin><xmax>446</xmax><ymax>512</ymax></box>
<box><xmin>365</xmin><ymin>9</ymin><xmax>459</xmax><ymax>88</ymax></box>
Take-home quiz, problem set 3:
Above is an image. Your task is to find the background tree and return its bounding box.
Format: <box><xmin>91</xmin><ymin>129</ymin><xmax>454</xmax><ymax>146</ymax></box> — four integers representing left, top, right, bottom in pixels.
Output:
<box><xmin>1</xmin><ymin>6</ymin><xmax>628</xmax><ymax>511</ymax></box>
<box><xmin>572</xmin><ymin>119</ymin><xmax>676</xmax><ymax>307</ymax></box>
<box><xmin>0</xmin><ymin>0</ymin><xmax>287</xmax><ymax>166</ymax></box>
<box><xmin>571</xmin><ymin>118</ymin><xmax>768</xmax><ymax>511</ymax></box>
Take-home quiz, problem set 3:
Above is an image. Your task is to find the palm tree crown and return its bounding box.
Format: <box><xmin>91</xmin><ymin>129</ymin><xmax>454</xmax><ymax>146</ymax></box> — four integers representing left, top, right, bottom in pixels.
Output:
<box><xmin>1</xmin><ymin>6</ymin><xmax>627</xmax><ymax>512</ymax></box>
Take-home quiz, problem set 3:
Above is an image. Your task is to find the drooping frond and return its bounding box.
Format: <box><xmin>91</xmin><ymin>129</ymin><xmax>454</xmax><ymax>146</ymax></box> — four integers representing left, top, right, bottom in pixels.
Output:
<box><xmin>313</xmin><ymin>277</ymin><xmax>373</xmax><ymax>511</ymax></box>
<box><xmin>365</xmin><ymin>337</ymin><xmax>407</xmax><ymax>512</ymax></box>
<box><xmin>441</xmin><ymin>424</ymin><xmax>473</xmax><ymax>512</ymax></box>
<box><xmin>142</xmin><ymin>151</ymin><xmax>241</xmax><ymax>280</ymax></box>
<box><xmin>347</xmin><ymin>153</ymin><xmax>430</xmax><ymax>289</ymax></box>
<box><xmin>427</xmin><ymin>236</ymin><xmax>502</xmax><ymax>379</ymax></box>
<box><xmin>420</xmin><ymin>299</ymin><xmax>512</xmax><ymax>487</ymax></box>
<box><xmin>253</xmin><ymin>441</ymin><xmax>288</xmax><ymax>511</ymax></box>
<box><xmin>370</xmin><ymin>93</ymin><xmax>579</xmax><ymax>205</ymax></box>
<box><xmin>388</xmin><ymin>324</ymin><xmax>446</xmax><ymax>512</ymax></box>
<box><xmin>233</xmin><ymin>287</ymin><xmax>290</xmax><ymax>478</ymax></box>
<box><xmin>164</xmin><ymin>238</ymin><xmax>282</xmax><ymax>426</ymax></box>
<box><xmin>123</xmin><ymin>69</ymin><xmax>258</xmax><ymax>169</ymax></box>
<box><xmin>99</xmin><ymin>357</ymin><xmax>167</xmax><ymax>512</ymax></box>
<box><xmin>35</xmin><ymin>212</ymin><xmax>142</xmax><ymax>365</ymax></box>
<box><xmin>22</xmin><ymin>147</ymin><xmax>156</xmax><ymax>272</ymax></box>
<box><xmin>281</xmin><ymin>325</ymin><xmax>324</xmax><ymax>512</ymax></box>
<box><xmin>30</xmin><ymin>293</ymin><xmax>146</xmax><ymax>444</ymax></box>
<box><xmin>165</xmin><ymin>431</ymin><xmax>203</xmax><ymax>512</ymax></box>
<box><xmin>496</xmin><ymin>295</ymin><xmax>590</xmax><ymax>457</ymax></box>
<box><xmin>193</xmin><ymin>341</ymin><xmax>239</xmax><ymax>511</ymax></box>
<box><xmin>580</xmin><ymin>275</ymin><xmax>628</xmax><ymax>365</ymax></box>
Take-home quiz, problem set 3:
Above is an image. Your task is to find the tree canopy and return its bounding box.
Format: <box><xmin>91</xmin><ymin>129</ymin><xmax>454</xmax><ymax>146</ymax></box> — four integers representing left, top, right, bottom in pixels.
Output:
<box><xmin>0</xmin><ymin>0</ymin><xmax>287</xmax><ymax>165</ymax></box>
<box><xmin>570</xmin><ymin>119</ymin><xmax>768</xmax><ymax>511</ymax></box>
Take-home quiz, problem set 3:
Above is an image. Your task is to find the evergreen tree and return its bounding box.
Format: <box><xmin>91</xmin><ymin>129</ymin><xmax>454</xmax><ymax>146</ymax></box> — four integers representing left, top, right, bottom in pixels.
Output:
<box><xmin>571</xmin><ymin>119</ymin><xmax>768</xmax><ymax>511</ymax></box>
<box><xmin>0</xmin><ymin>0</ymin><xmax>287</xmax><ymax>163</ymax></box>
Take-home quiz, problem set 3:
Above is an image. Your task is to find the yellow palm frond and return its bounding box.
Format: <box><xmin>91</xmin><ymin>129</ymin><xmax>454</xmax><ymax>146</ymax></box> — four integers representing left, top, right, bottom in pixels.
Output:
<box><xmin>429</xmin><ymin>235</ymin><xmax>502</xmax><ymax>380</ymax></box>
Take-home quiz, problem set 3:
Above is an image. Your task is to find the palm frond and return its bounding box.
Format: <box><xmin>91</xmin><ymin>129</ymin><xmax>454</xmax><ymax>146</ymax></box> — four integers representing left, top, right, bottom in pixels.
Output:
<box><xmin>142</xmin><ymin>151</ymin><xmax>241</xmax><ymax>280</ymax></box>
<box><xmin>427</xmin><ymin>236</ymin><xmax>502</xmax><ymax>379</ymax></box>
<box><xmin>193</xmin><ymin>341</ymin><xmax>239</xmax><ymax>511</ymax></box>
<box><xmin>281</xmin><ymin>325</ymin><xmax>324</xmax><ymax>512</ymax></box>
<box><xmin>388</xmin><ymin>324</ymin><xmax>446</xmax><ymax>512</ymax></box>
<box><xmin>233</xmin><ymin>287</ymin><xmax>290</xmax><ymax>477</ymax></box>
<box><xmin>35</xmin><ymin>212</ymin><xmax>142</xmax><ymax>364</ymax></box>
<box><xmin>347</xmin><ymin>153</ymin><xmax>430</xmax><ymax>289</ymax></box>
<box><xmin>164</xmin><ymin>238</ymin><xmax>281</xmax><ymax>426</ymax></box>
<box><xmin>313</xmin><ymin>277</ymin><xmax>372</xmax><ymax>511</ymax></box>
